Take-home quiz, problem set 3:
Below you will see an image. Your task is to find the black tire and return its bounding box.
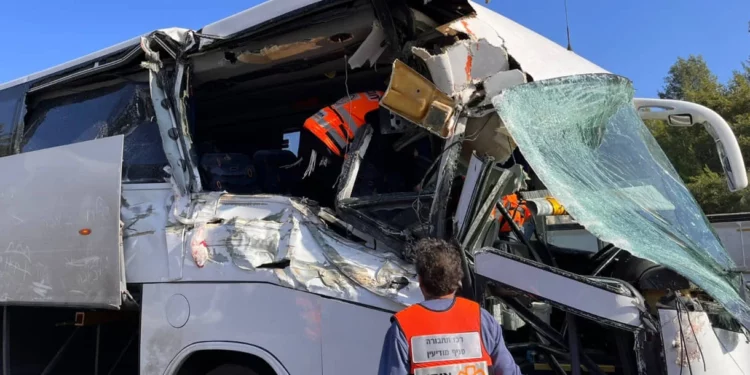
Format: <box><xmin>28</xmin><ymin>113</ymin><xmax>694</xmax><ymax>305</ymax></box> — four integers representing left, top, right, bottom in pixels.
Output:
<box><xmin>205</xmin><ymin>364</ymin><xmax>260</xmax><ymax>375</ymax></box>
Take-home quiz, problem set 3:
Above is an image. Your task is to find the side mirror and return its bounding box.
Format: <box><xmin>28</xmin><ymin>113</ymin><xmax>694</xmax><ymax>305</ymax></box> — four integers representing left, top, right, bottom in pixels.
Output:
<box><xmin>633</xmin><ymin>98</ymin><xmax>748</xmax><ymax>192</ymax></box>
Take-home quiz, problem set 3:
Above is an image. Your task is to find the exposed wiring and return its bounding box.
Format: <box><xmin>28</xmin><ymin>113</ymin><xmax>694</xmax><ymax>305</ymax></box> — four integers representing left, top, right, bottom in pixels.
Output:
<box><xmin>675</xmin><ymin>296</ymin><xmax>693</xmax><ymax>375</ymax></box>
<box><xmin>677</xmin><ymin>295</ymin><xmax>707</xmax><ymax>372</ymax></box>
<box><xmin>415</xmin><ymin>114</ymin><xmax>491</xmax><ymax>195</ymax></box>
<box><xmin>411</xmin><ymin>113</ymin><xmax>490</xmax><ymax>231</ymax></box>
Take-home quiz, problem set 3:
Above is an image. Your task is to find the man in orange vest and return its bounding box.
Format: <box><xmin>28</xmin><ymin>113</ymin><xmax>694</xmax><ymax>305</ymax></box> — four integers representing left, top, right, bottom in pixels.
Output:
<box><xmin>297</xmin><ymin>90</ymin><xmax>428</xmax><ymax>205</ymax></box>
<box><xmin>378</xmin><ymin>238</ymin><xmax>522</xmax><ymax>375</ymax></box>
<box><xmin>294</xmin><ymin>91</ymin><xmax>384</xmax><ymax>207</ymax></box>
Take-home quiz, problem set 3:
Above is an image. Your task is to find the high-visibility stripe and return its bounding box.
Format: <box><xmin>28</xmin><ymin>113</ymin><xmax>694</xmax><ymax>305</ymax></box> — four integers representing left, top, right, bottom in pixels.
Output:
<box><xmin>303</xmin><ymin>114</ymin><xmax>344</xmax><ymax>157</ymax></box>
<box><xmin>303</xmin><ymin>91</ymin><xmax>384</xmax><ymax>157</ymax></box>
<box><xmin>332</xmin><ymin>103</ymin><xmax>361</xmax><ymax>139</ymax></box>
<box><xmin>319</xmin><ymin>118</ymin><xmax>348</xmax><ymax>150</ymax></box>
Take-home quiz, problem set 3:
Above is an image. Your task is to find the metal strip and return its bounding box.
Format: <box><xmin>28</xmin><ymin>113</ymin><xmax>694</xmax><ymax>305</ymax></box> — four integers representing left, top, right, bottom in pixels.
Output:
<box><xmin>475</xmin><ymin>249</ymin><xmax>643</xmax><ymax>328</ymax></box>
<box><xmin>29</xmin><ymin>46</ymin><xmax>143</xmax><ymax>93</ymax></box>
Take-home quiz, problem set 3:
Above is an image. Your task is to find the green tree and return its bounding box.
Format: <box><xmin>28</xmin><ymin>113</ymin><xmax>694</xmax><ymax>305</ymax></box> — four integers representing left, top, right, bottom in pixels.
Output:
<box><xmin>648</xmin><ymin>55</ymin><xmax>750</xmax><ymax>214</ymax></box>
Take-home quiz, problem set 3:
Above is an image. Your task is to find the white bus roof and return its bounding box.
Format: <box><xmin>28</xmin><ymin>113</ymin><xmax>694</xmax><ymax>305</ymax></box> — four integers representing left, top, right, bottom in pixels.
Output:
<box><xmin>0</xmin><ymin>0</ymin><xmax>322</xmax><ymax>92</ymax></box>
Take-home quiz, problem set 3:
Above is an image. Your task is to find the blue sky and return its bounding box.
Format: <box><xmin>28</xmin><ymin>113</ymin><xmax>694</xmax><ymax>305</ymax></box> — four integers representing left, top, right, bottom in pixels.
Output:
<box><xmin>0</xmin><ymin>0</ymin><xmax>748</xmax><ymax>98</ymax></box>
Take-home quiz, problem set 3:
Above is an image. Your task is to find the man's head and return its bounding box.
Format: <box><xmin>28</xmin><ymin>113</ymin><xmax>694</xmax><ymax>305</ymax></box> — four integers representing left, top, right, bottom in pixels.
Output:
<box><xmin>413</xmin><ymin>238</ymin><xmax>464</xmax><ymax>299</ymax></box>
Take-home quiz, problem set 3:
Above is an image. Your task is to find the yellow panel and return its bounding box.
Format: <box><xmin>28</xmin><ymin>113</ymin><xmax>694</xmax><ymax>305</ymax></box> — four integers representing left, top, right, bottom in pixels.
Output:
<box><xmin>380</xmin><ymin>59</ymin><xmax>456</xmax><ymax>138</ymax></box>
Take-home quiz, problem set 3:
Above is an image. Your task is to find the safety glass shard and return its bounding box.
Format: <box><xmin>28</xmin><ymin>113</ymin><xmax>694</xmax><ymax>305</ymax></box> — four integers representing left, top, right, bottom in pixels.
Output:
<box><xmin>491</xmin><ymin>73</ymin><xmax>750</xmax><ymax>330</ymax></box>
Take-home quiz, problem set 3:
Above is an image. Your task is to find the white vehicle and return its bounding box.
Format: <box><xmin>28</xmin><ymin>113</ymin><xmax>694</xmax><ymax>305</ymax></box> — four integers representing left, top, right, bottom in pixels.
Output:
<box><xmin>0</xmin><ymin>1</ymin><xmax>747</xmax><ymax>375</ymax></box>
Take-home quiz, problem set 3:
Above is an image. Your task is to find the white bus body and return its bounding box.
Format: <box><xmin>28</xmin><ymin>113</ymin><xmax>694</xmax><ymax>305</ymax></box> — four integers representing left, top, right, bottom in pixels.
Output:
<box><xmin>0</xmin><ymin>1</ymin><xmax>747</xmax><ymax>375</ymax></box>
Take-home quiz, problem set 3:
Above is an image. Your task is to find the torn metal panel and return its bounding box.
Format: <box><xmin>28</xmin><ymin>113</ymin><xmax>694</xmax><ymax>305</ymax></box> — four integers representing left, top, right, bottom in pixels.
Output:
<box><xmin>336</xmin><ymin>125</ymin><xmax>373</xmax><ymax>204</ymax></box>
<box><xmin>460</xmin><ymin>113</ymin><xmax>516</xmax><ymax>167</ymax></box>
<box><xmin>162</xmin><ymin>192</ymin><xmax>423</xmax><ymax>308</ymax></box>
<box><xmin>658</xmin><ymin>309</ymin><xmax>750</xmax><ymax>374</ymax></box>
<box><xmin>317</xmin><ymin>208</ymin><xmax>377</xmax><ymax>248</ymax></box>
<box><xmin>465</xmin><ymin>69</ymin><xmax>527</xmax><ymax>118</ymax></box>
<box><xmin>336</xmin><ymin>192</ymin><xmax>433</xmax><ymax>253</ymax></box>
<box><xmin>381</xmin><ymin>60</ymin><xmax>456</xmax><ymax>138</ymax></box>
<box><xmin>348</xmin><ymin>22</ymin><xmax>387</xmax><ymax>69</ymax></box>
<box><xmin>190</xmin><ymin>215</ymin><xmax>288</xmax><ymax>270</ymax></box>
<box><xmin>306</xmin><ymin>224</ymin><xmax>419</xmax><ymax>305</ymax></box>
<box><xmin>485</xmin><ymin>69</ymin><xmax>527</xmax><ymax>98</ymax></box>
<box><xmin>155</xmin><ymin>28</ymin><xmax>196</xmax><ymax>50</ymax></box>
<box><xmin>412</xmin><ymin>39</ymin><xmax>509</xmax><ymax>96</ymax></box>
<box><xmin>237</xmin><ymin>37</ymin><xmax>327</xmax><ymax>64</ymax></box>
<box><xmin>413</xmin><ymin>15</ymin><xmax>510</xmax><ymax>97</ymax></box>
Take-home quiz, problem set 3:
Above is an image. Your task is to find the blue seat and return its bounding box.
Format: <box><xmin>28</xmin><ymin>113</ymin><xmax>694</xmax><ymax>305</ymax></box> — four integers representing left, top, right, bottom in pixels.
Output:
<box><xmin>200</xmin><ymin>153</ymin><xmax>260</xmax><ymax>193</ymax></box>
<box><xmin>253</xmin><ymin>150</ymin><xmax>300</xmax><ymax>195</ymax></box>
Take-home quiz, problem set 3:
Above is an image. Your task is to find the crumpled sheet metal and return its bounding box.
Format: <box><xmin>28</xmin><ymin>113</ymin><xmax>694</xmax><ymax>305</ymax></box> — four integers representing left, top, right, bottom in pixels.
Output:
<box><xmin>180</xmin><ymin>193</ymin><xmax>421</xmax><ymax>307</ymax></box>
<box><xmin>413</xmin><ymin>16</ymin><xmax>509</xmax><ymax>96</ymax></box>
<box><xmin>348</xmin><ymin>21</ymin><xmax>387</xmax><ymax>69</ymax></box>
<box><xmin>492</xmin><ymin>73</ymin><xmax>750</xmax><ymax>330</ymax></box>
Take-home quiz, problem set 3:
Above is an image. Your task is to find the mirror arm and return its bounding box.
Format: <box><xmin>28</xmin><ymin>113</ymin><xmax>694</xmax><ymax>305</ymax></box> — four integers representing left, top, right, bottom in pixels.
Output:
<box><xmin>633</xmin><ymin>98</ymin><xmax>748</xmax><ymax>192</ymax></box>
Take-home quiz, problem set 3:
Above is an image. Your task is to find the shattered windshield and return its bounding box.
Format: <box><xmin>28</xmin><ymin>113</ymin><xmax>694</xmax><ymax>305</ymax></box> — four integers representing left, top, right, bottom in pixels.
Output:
<box><xmin>492</xmin><ymin>73</ymin><xmax>750</xmax><ymax>329</ymax></box>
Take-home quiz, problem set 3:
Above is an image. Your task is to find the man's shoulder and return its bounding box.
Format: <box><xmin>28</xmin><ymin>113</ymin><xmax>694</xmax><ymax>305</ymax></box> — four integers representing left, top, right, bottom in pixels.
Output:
<box><xmin>478</xmin><ymin>306</ymin><xmax>498</xmax><ymax>324</ymax></box>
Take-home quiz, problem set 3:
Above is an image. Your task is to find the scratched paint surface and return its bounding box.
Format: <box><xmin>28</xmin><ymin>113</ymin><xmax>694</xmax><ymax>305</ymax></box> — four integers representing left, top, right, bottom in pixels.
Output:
<box><xmin>0</xmin><ymin>136</ymin><xmax>124</xmax><ymax>308</ymax></box>
<box><xmin>161</xmin><ymin>193</ymin><xmax>423</xmax><ymax>308</ymax></box>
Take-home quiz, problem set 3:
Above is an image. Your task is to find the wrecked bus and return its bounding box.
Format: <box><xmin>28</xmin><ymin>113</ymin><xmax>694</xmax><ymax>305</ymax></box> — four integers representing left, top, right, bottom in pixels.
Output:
<box><xmin>0</xmin><ymin>0</ymin><xmax>748</xmax><ymax>374</ymax></box>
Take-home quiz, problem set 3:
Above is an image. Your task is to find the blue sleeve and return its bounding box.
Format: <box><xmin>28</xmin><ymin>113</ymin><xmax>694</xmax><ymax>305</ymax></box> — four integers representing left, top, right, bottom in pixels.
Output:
<box><xmin>378</xmin><ymin>321</ymin><xmax>410</xmax><ymax>375</ymax></box>
<box><xmin>480</xmin><ymin>308</ymin><xmax>523</xmax><ymax>375</ymax></box>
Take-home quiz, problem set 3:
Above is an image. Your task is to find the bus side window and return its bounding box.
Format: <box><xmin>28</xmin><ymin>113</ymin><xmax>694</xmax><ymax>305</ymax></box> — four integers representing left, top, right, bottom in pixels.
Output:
<box><xmin>22</xmin><ymin>82</ymin><xmax>169</xmax><ymax>183</ymax></box>
<box><xmin>0</xmin><ymin>86</ymin><xmax>25</xmax><ymax>158</ymax></box>
<box><xmin>0</xmin><ymin>99</ymin><xmax>16</xmax><ymax>158</ymax></box>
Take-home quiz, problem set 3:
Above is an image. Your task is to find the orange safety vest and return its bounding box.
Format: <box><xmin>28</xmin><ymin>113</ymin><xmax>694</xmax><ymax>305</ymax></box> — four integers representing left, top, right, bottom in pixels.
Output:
<box><xmin>393</xmin><ymin>297</ymin><xmax>493</xmax><ymax>375</ymax></box>
<box><xmin>493</xmin><ymin>194</ymin><xmax>532</xmax><ymax>233</ymax></box>
<box><xmin>303</xmin><ymin>91</ymin><xmax>383</xmax><ymax>157</ymax></box>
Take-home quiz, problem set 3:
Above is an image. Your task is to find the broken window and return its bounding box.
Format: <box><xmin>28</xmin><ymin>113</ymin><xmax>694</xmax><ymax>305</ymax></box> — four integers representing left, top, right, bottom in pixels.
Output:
<box><xmin>0</xmin><ymin>85</ymin><xmax>27</xmax><ymax>158</ymax></box>
<box><xmin>0</xmin><ymin>100</ymin><xmax>16</xmax><ymax>158</ymax></box>
<box><xmin>492</xmin><ymin>73</ymin><xmax>750</xmax><ymax>329</ymax></box>
<box><xmin>22</xmin><ymin>82</ymin><xmax>169</xmax><ymax>183</ymax></box>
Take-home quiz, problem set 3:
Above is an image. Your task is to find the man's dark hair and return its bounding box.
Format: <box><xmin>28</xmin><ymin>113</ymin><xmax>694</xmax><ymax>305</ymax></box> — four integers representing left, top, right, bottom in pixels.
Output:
<box><xmin>413</xmin><ymin>238</ymin><xmax>464</xmax><ymax>297</ymax></box>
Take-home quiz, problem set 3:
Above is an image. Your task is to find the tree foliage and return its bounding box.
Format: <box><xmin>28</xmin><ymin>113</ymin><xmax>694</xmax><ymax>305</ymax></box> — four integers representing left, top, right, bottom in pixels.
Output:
<box><xmin>648</xmin><ymin>55</ymin><xmax>750</xmax><ymax>213</ymax></box>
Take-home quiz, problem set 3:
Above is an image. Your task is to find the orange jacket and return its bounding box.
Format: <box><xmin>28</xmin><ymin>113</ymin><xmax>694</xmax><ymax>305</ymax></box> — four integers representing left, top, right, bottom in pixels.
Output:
<box><xmin>303</xmin><ymin>91</ymin><xmax>383</xmax><ymax>157</ymax></box>
<box><xmin>393</xmin><ymin>297</ymin><xmax>493</xmax><ymax>375</ymax></box>
<box><xmin>494</xmin><ymin>194</ymin><xmax>532</xmax><ymax>233</ymax></box>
